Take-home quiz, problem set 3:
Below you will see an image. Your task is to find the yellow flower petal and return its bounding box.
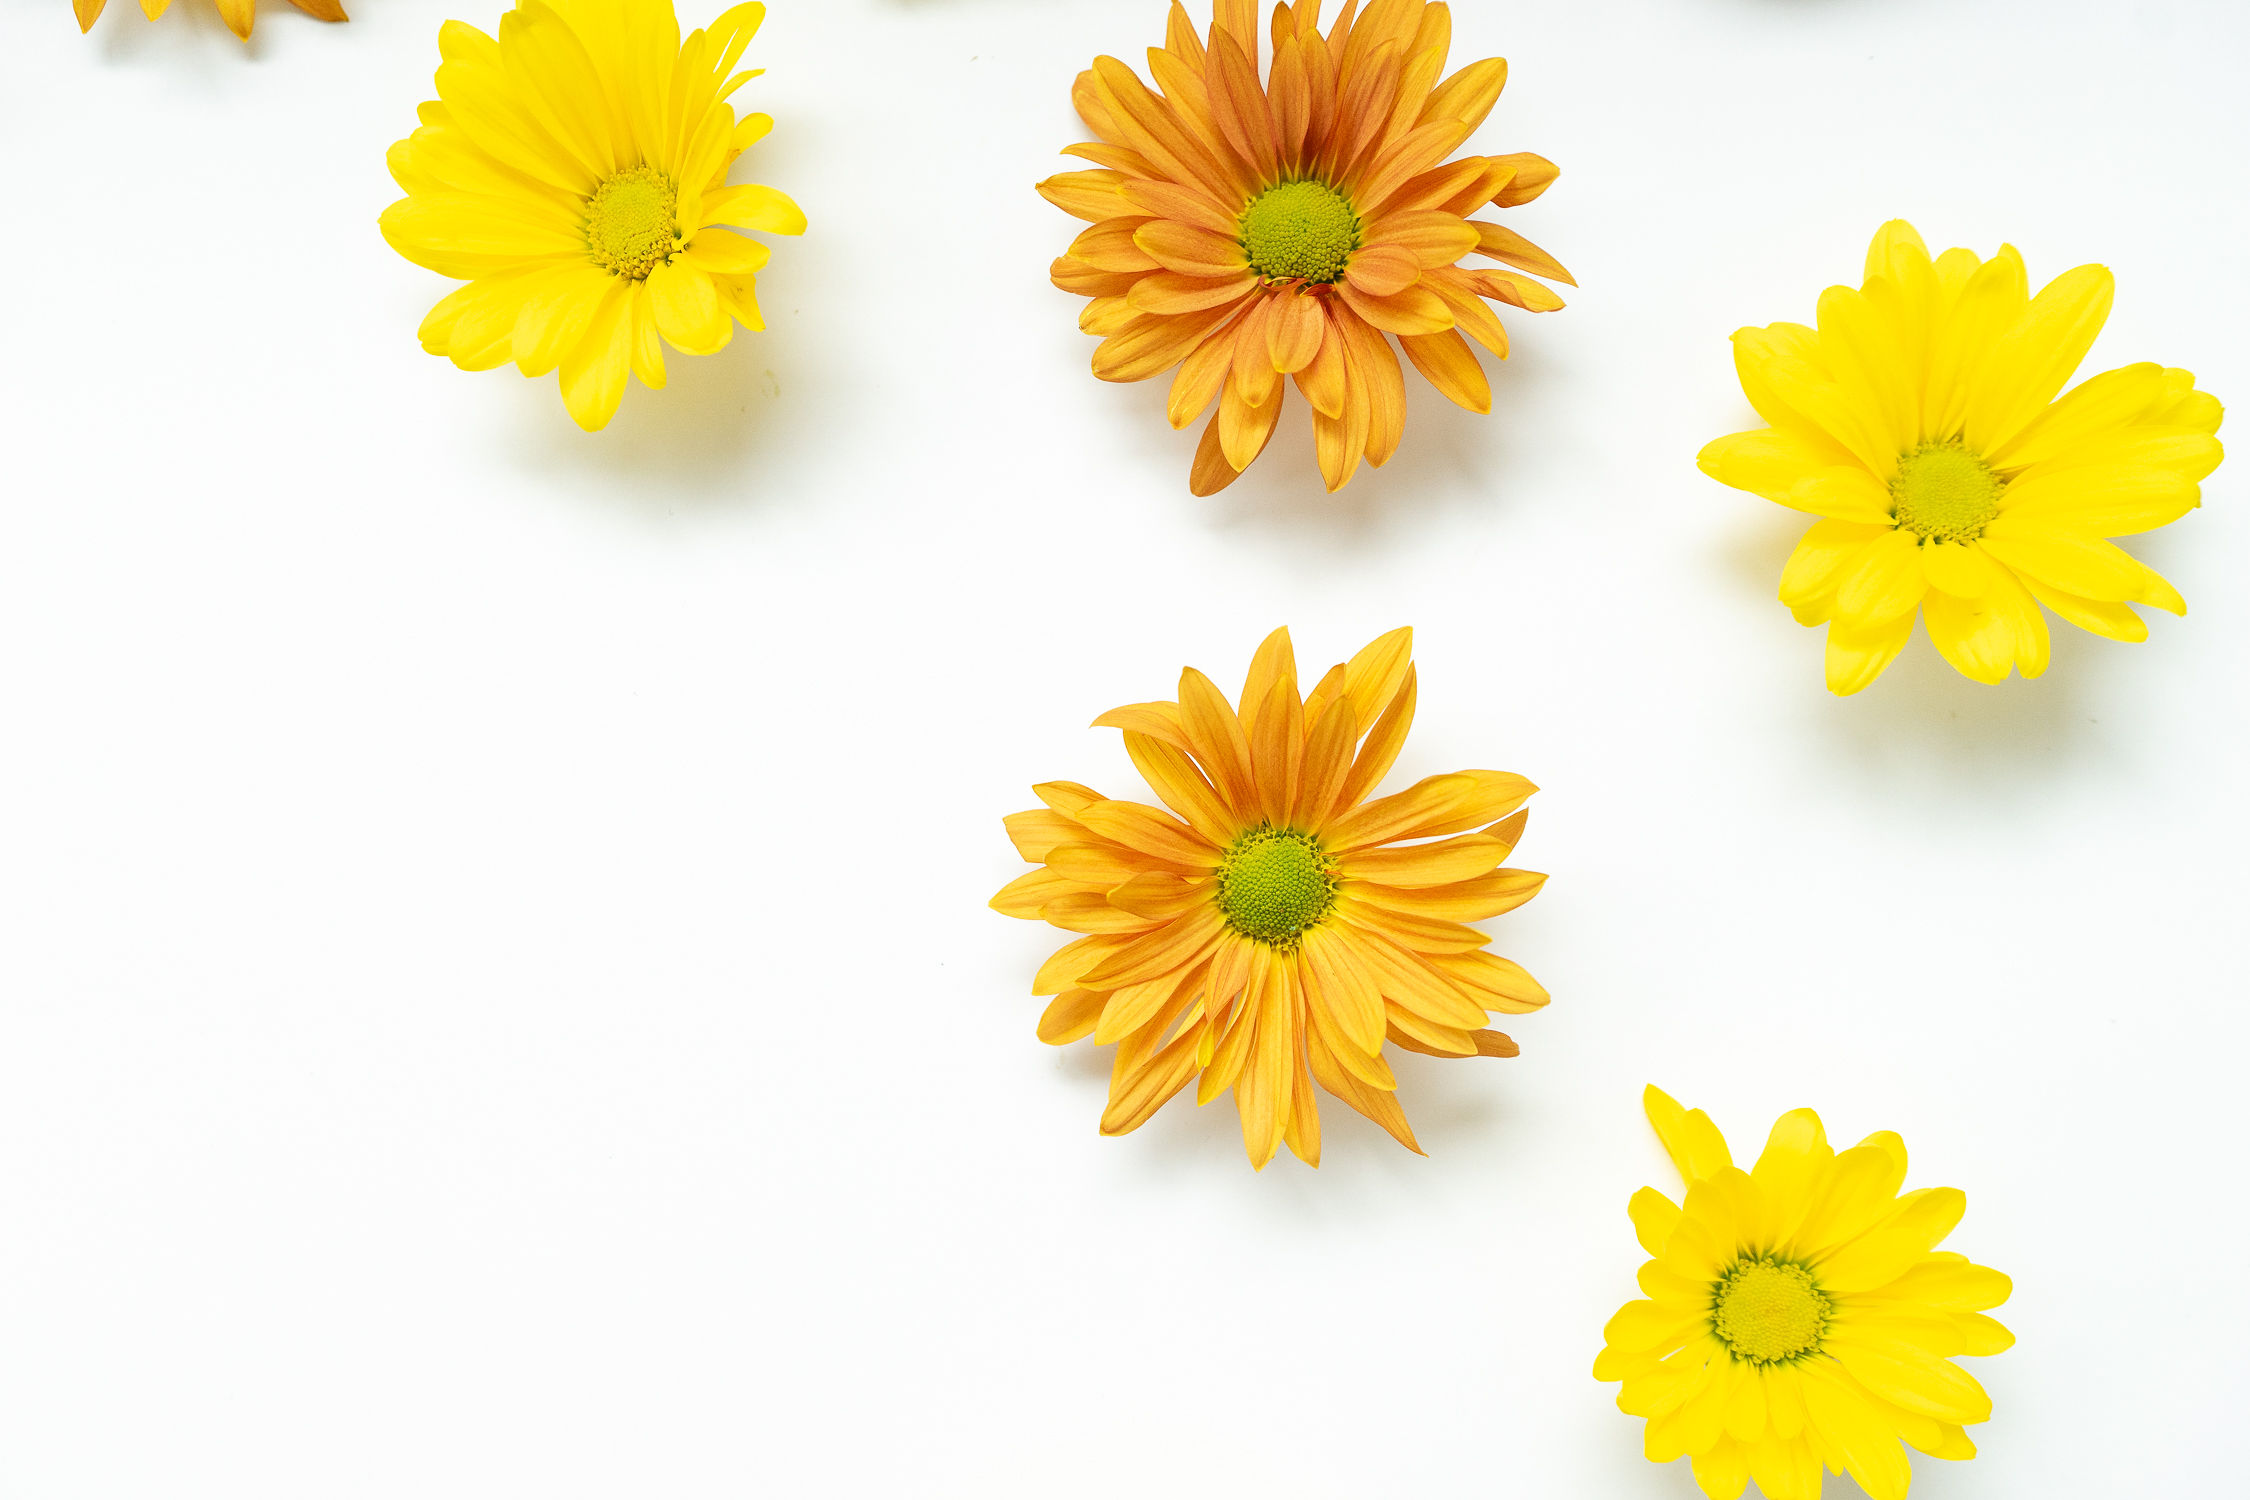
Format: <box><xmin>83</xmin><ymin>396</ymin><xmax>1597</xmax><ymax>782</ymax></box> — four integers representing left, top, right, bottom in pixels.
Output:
<box><xmin>1747</xmin><ymin>1434</ymin><xmax>1821</xmax><ymax>1500</ymax></box>
<box><xmin>1628</xmin><ymin>1186</ymin><xmax>1681</xmax><ymax>1257</ymax></box>
<box><xmin>1979</xmin><ymin>528</ymin><xmax>2171</xmax><ymax>606</ymax></box>
<box><xmin>1645</xmin><ymin>1085</ymin><xmax>1734</xmax><ymax>1183</ymax></box>
<box><xmin>1818</xmin><ymin>1187</ymin><xmax>1968</xmax><ymax>1293</ymax></box>
<box><xmin>701</xmin><ymin>181</ymin><xmax>807</xmax><ymax>236</ymax></box>
<box><xmin>1826</xmin><ymin>1335</ymin><xmax>1992</xmax><ymax>1426</ymax></box>
<box><xmin>1822</xmin><ymin>610</ymin><xmax>1915</xmax><ymax>696</ymax></box>
<box><xmin>1962</xmin><ymin>261</ymin><xmax>2114</xmax><ymax>453</ymax></box>
<box><xmin>644</xmin><ymin>259</ymin><xmax>730</xmax><ymax>356</ymax></box>
<box><xmin>1833</xmin><ymin>529</ymin><xmax>1927</xmax><ymax>622</ymax></box>
<box><xmin>1923</xmin><ymin>571</ymin><xmax>2048</xmax><ymax>685</ymax></box>
<box><xmin>1698</xmin><ymin>430</ymin><xmax>1891</xmax><ymax>522</ymax></box>
<box><xmin>1778</xmin><ymin>521</ymin><xmax>1889</xmax><ymax>623</ymax></box>
<box><xmin>1987</xmin><ymin>360</ymin><xmax>2172</xmax><ymax>468</ymax></box>
<box><xmin>1797</xmin><ymin>1362</ymin><xmax>1914</xmax><ymax>1500</ymax></box>
<box><xmin>2000</xmin><ymin>453</ymin><xmax>2212</xmax><ymax>536</ymax></box>
<box><xmin>1879</xmin><ymin>1253</ymin><xmax>2014</xmax><ymax>1313</ymax></box>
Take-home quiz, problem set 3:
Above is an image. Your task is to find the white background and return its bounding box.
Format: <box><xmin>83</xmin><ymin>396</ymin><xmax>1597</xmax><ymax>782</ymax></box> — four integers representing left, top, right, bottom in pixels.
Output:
<box><xmin>0</xmin><ymin>0</ymin><xmax>2242</xmax><ymax>1495</ymax></box>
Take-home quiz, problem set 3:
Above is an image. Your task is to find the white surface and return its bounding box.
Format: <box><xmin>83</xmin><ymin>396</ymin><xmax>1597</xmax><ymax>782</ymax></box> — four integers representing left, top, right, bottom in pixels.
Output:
<box><xmin>0</xmin><ymin>0</ymin><xmax>2242</xmax><ymax>1495</ymax></box>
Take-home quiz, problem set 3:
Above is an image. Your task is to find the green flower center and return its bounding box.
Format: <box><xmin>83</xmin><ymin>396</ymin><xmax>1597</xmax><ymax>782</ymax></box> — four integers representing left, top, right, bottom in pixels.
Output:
<box><xmin>1238</xmin><ymin>180</ymin><xmax>1359</xmax><ymax>284</ymax></box>
<box><xmin>585</xmin><ymin>166</ymin><xmax>680</xmax><ymax>280</ymax></box>
<box><xmin>1215</xmin><ymin>827</ymin><xmax>1337</xmax><ymax>949</ymax></box>
<box><xmin>1891</xmin><ymin>442</ymin><xmax>2004</xmax><ymax>543</ymax></box>
<box><xmin>1711</xmin><ymin>1257</ymin><xmax>1830</xmax><ymax>1366</ymax></box>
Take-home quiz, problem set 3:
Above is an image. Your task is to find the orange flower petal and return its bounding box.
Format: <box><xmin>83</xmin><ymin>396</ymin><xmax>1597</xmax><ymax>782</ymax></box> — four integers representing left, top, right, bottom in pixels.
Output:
<box><xmin>1267</xmin><ymin>288</ymin><xmax>1328</xmax><ymax>373</ymax></box>
<box><xmin>1135</xmin><ymin>219</ymin><xmax>1252</xmax><ymax>278</ymax></box>
<box><xmin>1400</xmin><ymin>328</ymin><xmax>1491</xmax><ymax>413</ymax></box>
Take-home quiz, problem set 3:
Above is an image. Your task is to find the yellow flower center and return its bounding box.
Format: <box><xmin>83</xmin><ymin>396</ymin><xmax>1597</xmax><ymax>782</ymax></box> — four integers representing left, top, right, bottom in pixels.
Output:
<box><xmin>1891</xmin><ymin>442</ymin><xmax>2004</xmax><ymax>543</ymax></box>
<box><xmin>584</xmin><ymin>166</ymin><xmax>680</xmax><ymax>280</ymax></box>
<box><xmin>1216</xmin><ymin>827</ymin><xmax>1336</xmax><ymax>948</ymax></box>
<box><xmin>1711</xmin><ymin>1257</ymin><xmax>1831</xmax><ymax>1365</ymax></box>
<box><xmin>1238</xmin><ymin>180</ymin><xmax>1359</xmax><ymax>284</ymax></box>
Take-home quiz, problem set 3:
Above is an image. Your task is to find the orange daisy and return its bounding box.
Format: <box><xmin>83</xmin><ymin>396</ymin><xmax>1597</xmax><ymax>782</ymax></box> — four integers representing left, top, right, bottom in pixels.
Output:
<box><xmin>74</xmin><ymin>0</ymin><xmax>345</xmax><ymax>41</ymax></box>
<box><xmin>992</xmin><ymin>628</ymin><xmax>1551</xmax><ymax>1168</ymax></box>
<box><xmin>1038</xmin><ymin>0</ymin><xmax>1571</xmax><ymax>496</ymax></box>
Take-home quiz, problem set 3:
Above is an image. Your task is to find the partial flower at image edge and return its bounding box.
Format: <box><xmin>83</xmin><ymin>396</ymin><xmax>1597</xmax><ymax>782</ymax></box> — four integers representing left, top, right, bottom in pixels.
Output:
<box><xmin>379</xmin><ymin>0</ymin><xmax>806</xmax><ymax>432</ymax></box>
<box><xmin>1039</xmin><ymin>0</ymin><xmax>1572</xmax><ymax>496</ymax></box>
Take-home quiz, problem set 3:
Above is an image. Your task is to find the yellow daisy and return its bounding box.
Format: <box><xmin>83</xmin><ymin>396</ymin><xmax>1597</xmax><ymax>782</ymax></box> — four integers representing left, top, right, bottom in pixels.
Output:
<box><xmin>1701</xmin><ymin>220</ymin><xmax>2223</xmax><ymax>694</ymax></box>
<box><xmin>991</xmin><ymin>627</ymin><xmax>1550</xmax><ymax>1169</ymax></box>
<box><xmin>379</xmin><ymin>0</ymin><xmax>805</xmax><ymax>431</ymax></box>
<box><xmin>1595</xmin><ymin>1087</ymin><xmax>2015</xmax><ymax>1500</ymax></box>
<box><xmin>1038</xmin><ymin>0</ymin><xmax>1571</xmax><ymax>496</ymax></box>
<box><xmin>74</xmin><ymin>0</ymin><xmax>345</xmax><ymax>40</ymax></box>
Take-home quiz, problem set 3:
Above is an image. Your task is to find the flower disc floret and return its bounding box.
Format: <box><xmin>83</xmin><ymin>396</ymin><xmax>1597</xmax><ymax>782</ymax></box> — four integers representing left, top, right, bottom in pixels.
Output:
<box><xmin>585</xmin><ymin>167</ymin><xmax>681</xmax><ymax>281</ymax></box>
<box><xmin>1239</xmin><ymin>180</ymin><xmax>1359</xmax><ymax>284</ymax></box>
<box><xmin>1891</xmin><ymin>442</ymin><xmax>2003</xmax><ymax>543</ymax></box>
<box><xmin>1216</xmin><ymin>827</ymin><xmax>1336</xmax><ymax>947</ymax></box>
<box><xmin>1711</xmin><ymin>1257</ymin><xmax>1829</xmax><ymax>1365</ymax></box>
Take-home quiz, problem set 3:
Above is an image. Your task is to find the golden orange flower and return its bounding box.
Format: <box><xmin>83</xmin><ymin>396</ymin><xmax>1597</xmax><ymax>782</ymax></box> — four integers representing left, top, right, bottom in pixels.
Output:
<box><xmin>1038</xmin><ymin>0</ymin><xmax>1571</xmax><ymax>495</ymax></box>
<box><xmin>74</xmin><ymin>0</ymin><xmax>345</xmax><ymax>41</ymax></box>
<box><xmin>992</xmin><ymin>628</ymin><xmax>1551</xmax><ymax>1168</ymax></box>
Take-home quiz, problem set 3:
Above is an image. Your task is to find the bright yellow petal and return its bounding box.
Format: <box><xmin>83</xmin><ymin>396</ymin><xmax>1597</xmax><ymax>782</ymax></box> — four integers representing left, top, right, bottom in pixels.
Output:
<box><xmin>553</xmin><ymin>276</ymin><xmax>633</xmax><ymax>428</ymax></box>
<box><xmin>1645</xmin><ymin>1086</ymin><xmax>1733</xmax><ymax>1185</ymax></box>
<box><xmin>1698</xmin><ymin>429</ymin><xmax>1893</xmax><ymax>522</ymax></box>
<box><xmin>1979</xmin><ymin>527</ymin><xmax>2178</xmax><ymax>609</ymax></box>
<box><xmin>1629</xmin><ymin>1187</ymin><xmax>1681</xmax><ymax>1257</ymax></box>
<box><xmin>1779</xmin><ymin>521</ymin><xmax>1890</xmax><ymax>624</ymax></box>
<box><xmin>1924</xmin><ymin>243</ymin><xmax>2028</xmax><ymax>441</ymax></box>
<box><xmin>645</xmin><ymin>259</ymin><xmax>731</xmax><ymax>355</ymax></box>
<box><xmin>1962</xmin><ymin>261</ymin><xmax>2114</xmax><ymax>453</ymax></box>
<box><xmin>701</xmin><ymin>181</ymin><xmax>806</xmax><ymax>236</ymax></box>
<box><xmin>1923</xmin><ymin>566</ymin><xmax>2047</xmax><ymax>684</ymax></box>
<box><xmin>1823</xmin><ymin>610</ymin><xmax>1915</xmax><ymax>696</ymax></box>
<box><xmin>682</xmin><ymin>227</ymin><xmax>772</xmax><ymax>276</ymax></box>
<box><xmin>1832</xmin><ymin>529</ymin><xmax>1927</xmax><ymax>622</ymax></box>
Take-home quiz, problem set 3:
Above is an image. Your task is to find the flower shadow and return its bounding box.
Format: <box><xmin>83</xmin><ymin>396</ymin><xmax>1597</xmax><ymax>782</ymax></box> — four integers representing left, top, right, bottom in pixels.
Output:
<box><xmin>1059</xmin><ymin>1037</ymin><xmax>1516</xmax><ymax>1200</ymax></box>
<box><xmin>498</xmin><ymin>296</ymin><xmax>825</xmax><ymax>514</ymax></box>
<box><xmin>89</xmin><ymin>0</ymin><xmax>335</xmax><ymax>62</ymax></box>
<box><xmin>1800</xmin><ymin>593</ymin><xmax>2135</xmax><ymax>808</ymax></box>
<box><xmin>1191</xmin><ymin>337</ymin><xmax>1565</xmax><ymax>552</ymax></box>
<box><xmin>1717</xmin><ymin>505</ymin><xmax>2173</xmax><ymax>801</ymax></box>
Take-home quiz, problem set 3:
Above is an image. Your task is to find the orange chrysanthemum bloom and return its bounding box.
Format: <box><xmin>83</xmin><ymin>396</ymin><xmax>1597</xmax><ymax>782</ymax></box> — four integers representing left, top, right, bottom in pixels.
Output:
<box><xmin>992</xmin><ymin>628</ymin><xmax>1551</xmax><ymax>1169</ymax></box>
<box><xmin>74</xmin><ymin>0</ymin><xmax>344</xmax><ymax>41</ymax></box>
<box><xmin>1038</xmin><ymin>0</ymin><xmax>1571</xmax><ymax>496</ymax></box>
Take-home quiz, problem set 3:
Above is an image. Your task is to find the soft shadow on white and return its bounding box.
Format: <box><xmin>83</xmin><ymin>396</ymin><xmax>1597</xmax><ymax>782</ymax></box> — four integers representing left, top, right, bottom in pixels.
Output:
<box><xmin>1192</xmin><ymin>337</ymin><xmax>1569</xmax><ymax>549</ymax></box>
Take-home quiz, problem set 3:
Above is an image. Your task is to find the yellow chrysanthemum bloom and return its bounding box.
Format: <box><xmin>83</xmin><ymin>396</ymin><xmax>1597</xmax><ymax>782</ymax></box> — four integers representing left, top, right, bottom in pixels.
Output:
<box><xmin>1038</xmin><ymin>0</ymin><xmax>1571</xmax><ymax>496</ymax></box>
<box><xmin>992</xmin><ymin>627</ymin><xmax>1550</xmax><ymax>1169</ymax></box>
<box><xmin>379</xmin><ymin>0</ymin><xmax>805</xmax><ymax>432</ymax></box>
<box><xmin>1701</xmin><ymin>220</ymin><xmax>2223</xmax><ymax>694</ymax></box>
<box><xmin>1595</xmin><ymin>1087</ymin><xmax>2015</xmax><ymax>1500</ymax></box>
<box><xmin>74</xmin><ymin>0</ymin><xmax>344</xmax><ymax>41</ymax></box>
